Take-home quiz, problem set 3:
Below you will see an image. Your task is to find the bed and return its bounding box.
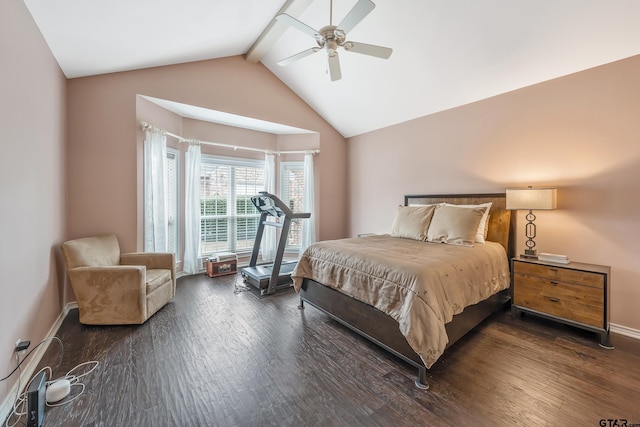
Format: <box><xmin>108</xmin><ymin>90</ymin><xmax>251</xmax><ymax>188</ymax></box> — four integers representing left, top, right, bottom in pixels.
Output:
<box><xmin>291</xmin><ymin>193</ymin><xmax>515</xmax><ymax>389</ymax></box>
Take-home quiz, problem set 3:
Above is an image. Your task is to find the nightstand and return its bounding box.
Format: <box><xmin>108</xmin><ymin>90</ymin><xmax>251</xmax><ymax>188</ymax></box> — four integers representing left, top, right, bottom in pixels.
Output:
<box><xmin>511</xmin><ymin>257</ymin><xmax>612</xmax><ymax>348</ymax></box>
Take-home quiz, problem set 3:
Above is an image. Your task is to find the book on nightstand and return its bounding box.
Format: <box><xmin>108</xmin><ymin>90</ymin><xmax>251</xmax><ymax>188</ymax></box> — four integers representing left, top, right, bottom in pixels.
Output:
<box><xmin>538</xmin><ymin>252</ymin><xmax>570</xmax><ymax>264</ymax></box>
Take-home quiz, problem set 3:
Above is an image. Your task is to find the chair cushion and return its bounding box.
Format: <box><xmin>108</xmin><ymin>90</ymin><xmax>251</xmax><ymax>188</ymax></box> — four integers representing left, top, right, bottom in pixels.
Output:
<box><xmin>61</xmin><ymin>235</ymin><xmax>120</xmax><ymax>268</ymax></box>
<box><xmin>146</xmin><ymin>269</ymin><xmax>172</xmax><ymax>294</ymax></box>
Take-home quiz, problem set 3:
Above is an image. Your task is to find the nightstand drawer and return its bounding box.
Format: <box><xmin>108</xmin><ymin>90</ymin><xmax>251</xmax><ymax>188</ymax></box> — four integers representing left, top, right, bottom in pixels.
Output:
<box><xmin>514</xmin><ymin>273</ymin><xmax>604</xmax><ymax>328</ymax></box>
<box><xmin>513</xmin><ymin>261</ymin><xmax>604</xmax><ymax>289</ymax></box>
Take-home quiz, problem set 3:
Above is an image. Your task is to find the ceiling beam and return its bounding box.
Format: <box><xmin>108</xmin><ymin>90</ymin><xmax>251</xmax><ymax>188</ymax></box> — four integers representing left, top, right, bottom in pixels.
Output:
<box><xmin>245</xmin><ymin>0</ymin><xmax>315</xmax><ymax>63</ymax></box>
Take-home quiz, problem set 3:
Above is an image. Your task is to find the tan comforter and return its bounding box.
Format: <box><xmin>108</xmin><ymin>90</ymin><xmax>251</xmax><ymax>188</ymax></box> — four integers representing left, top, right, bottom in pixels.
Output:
<box><xmin>291</xmin><ymin>234</ymin><xmax>510</xmax><ymax>368</ymax></box>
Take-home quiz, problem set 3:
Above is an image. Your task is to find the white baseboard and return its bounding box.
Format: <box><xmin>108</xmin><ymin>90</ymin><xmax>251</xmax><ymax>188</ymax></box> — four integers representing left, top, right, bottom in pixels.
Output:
<box><xmin>610</xmin><ymin>323</ymin><xmax>640</xmax><ymax>340</ymax></box>
<box><xmin>0</xmin><ymin>302</ymin><xmax>75</xmax><ymax>424</ymax></box>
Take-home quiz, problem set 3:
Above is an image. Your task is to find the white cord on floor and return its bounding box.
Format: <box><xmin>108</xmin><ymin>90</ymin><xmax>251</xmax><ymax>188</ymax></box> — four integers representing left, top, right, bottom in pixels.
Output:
<box><xmin>4</xmin><ymin>353</ymin><xmax>24</xmax><ymax>427</ymax></box>
<box><xmin>4</xmin><ymin>339</ymin><xmax>99</xmax><ymax>427</ymax></box>
<box><xmin>234</xmin><ymin>275</ymin><xmax>251</xmax><ymax>294</ymax></box>
<box><xmin>45</xmin><ymin>360</ymin><xmax>99</xmax><ymax>407</ymax></box>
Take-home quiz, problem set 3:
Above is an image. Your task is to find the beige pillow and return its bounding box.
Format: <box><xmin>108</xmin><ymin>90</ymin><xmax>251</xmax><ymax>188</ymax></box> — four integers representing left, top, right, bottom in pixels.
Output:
<box><xmin>390</xmin><ymin>205</ymin><xmax>436</xmax><ymax>241</ymax></box>
<box><xmin>426</xmin><ymin>205</ymin><xmax>486</xmax><ymax>246</ymax></box>
<box><xmin>443</xmin><ymin>202</ymin><xmax>492</xmax><ymax>243</ymax></box>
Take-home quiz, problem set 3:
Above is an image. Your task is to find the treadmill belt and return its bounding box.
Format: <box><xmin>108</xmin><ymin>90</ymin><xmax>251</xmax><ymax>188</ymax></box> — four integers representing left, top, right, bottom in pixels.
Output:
<box><xmin>241</xmin><ymin>261</ymin><xmax>298</xmax><ymax>291</ymax></box>
<box><xmin>258</xmin><ymin>262</ymin><xmax>296</xmax><ymax>274</ymax></box>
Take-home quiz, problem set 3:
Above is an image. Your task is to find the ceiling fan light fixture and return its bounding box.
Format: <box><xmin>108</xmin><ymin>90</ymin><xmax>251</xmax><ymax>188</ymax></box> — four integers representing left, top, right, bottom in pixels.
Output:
<box><xmin>276</xmin><ymin>0</ymin><xmax>391</xmax><ymax>81</ymax></box>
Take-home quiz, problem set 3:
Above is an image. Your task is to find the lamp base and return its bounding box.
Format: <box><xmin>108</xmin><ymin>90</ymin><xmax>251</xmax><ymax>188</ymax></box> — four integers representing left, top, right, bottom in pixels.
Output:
<box><xmin>520</xmin><ymin>249</ymin><xmax>538</xmax><ymax>259</ymax></box>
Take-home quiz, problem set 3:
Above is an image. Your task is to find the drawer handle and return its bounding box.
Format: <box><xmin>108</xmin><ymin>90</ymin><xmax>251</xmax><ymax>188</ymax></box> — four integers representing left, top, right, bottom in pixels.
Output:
<box><xmin>548</xmin><ymin>268</ymin><xmax>558</xmax><ymax>272</ymax></box>
<box><xmin>548</xmin><ymin>297</ymin><xmax>560</xmax><ymax>303</ymax></box>
<box><xmin>550</xmin><ymin>281</ymin><xmax>559</xmax><ymax>285</ymax></box>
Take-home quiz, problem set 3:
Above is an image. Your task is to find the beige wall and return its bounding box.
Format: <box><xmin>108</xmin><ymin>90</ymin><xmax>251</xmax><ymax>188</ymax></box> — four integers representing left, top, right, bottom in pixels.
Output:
<box><xmin>67</xmin><ymin>56</ymin><xmax>347</xmax><ymax>273</ymax></box>
<box><xmin>348</xmin><ymin>55</ymin><xmax>640</xmax><ymax>331</ymax></box>
<box><xmin>0</xmin><ymin>0</ymin><xmax>67</xmax><ymax>405</ymax></box>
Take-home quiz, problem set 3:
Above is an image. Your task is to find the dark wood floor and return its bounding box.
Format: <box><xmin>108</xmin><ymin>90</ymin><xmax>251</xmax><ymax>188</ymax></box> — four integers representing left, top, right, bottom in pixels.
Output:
<box><xmin>12</xmin><ymin>273</ymin><xmax>640</xmax><ymax>427</ymax></box>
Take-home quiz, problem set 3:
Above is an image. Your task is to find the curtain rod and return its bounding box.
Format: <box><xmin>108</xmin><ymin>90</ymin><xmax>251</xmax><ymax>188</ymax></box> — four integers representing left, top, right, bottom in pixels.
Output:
<box><xmin>140</xmin><ymin>121</ymin><xmax>319</xmax><ymax>156</ymax></box>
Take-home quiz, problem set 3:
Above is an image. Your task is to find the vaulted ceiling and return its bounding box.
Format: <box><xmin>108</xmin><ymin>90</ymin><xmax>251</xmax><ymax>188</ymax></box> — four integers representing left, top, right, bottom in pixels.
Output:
<box><xmin>23</xmin><ymin>0</ymin><xmax>640</xmax><ymax>137</ymax></box>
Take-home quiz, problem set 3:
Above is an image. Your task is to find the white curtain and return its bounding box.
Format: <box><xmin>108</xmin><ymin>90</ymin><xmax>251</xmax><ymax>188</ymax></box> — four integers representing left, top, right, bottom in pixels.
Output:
<box><xmin>262</xmin><ymin>152</ymin><xmax>277</xmax><ymax>262</ymax></box>
<box><xmin>143</xmin><ymin>130</ymin><xmax>168</xmax><ymax>252</ymax></box>
<box><xmin>300</xmin><ymin>151</ymin><xmax>316</xmax><ymax>254</ymax></box>
<box><xmin>183</xmin><ymin>143</ymin><xmax>201</xmax><ymax>274</ymax></box>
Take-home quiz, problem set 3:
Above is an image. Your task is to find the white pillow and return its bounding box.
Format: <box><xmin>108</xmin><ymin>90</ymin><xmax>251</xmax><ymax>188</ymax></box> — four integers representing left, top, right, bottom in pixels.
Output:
<box><xmin>390</xmin><ymin>205</ymin><xmax>436</xmax><ymax>241</ymax></box>
<box><xmin>442</xmin><ymin>202</ymin><xmax>492</xmax><ymax>243</ymax></box>
<box><xmin>426</xmin><ymin>205</ymin><xmax>486</xmax><ymax>247</ymax></box>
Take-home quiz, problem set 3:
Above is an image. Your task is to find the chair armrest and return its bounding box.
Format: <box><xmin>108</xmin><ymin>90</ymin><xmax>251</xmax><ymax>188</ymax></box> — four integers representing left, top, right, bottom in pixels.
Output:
<box><xmin>120</xmin><ymin>252</ymin><xmax>174</xmax><ymax>270</ymax></box>
<box><xmin>120</xmin><ymin>252</ymin><xmax>176</xmax><ymax>298</ymax></box>
<box><xmin>67</xmin><ymin>266</ymin><xmax>146</xmax><ymax>324</ymax></box>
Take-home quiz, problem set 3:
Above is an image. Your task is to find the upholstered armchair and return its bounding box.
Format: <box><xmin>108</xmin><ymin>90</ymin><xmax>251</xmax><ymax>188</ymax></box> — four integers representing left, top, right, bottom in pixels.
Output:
<box><xmin>61</xmin><ymin>234</ymin><xmax>175</xmax><ymax>325</ymax></box>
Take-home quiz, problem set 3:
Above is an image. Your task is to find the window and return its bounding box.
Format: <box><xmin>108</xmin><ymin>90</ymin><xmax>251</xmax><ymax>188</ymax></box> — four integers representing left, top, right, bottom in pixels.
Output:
<box><xmin>166</xmin><ymin>148</ymin><xmax>179</xmax><ymax>257</ymax></box>
<box><xmin>280</xmin><ymin>162</ymin><xmax>305</xmax><ymax>248</ymax></box>
<box><xmin>200</xmin><ymin>155</ymin><xmax>264</xmax><ymax>255</ymax></box>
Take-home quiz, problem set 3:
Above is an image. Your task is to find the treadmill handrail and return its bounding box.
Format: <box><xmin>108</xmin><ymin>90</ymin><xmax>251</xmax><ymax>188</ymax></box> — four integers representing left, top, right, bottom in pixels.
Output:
<box><xmin>291</xmin><ymin>212</ymin><xmax>311</xmax><ymax>219</ymax></box>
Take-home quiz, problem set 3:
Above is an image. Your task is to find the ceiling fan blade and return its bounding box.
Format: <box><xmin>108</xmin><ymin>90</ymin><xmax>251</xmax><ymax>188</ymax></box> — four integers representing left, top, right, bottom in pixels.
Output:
<box><xmin>275</xmin><ymin>13</ymin><xmax>320</xmax><ymax>39</ymax></box>
<box><xmin>327</xmin><ymin>51</ymin><xmax>342</xmax><ymax>81</ymax></box>
<box><xmin>277</xmin><ymin>47</ymin><xmax>321</xmax><ymax>66</ymax></box>
<box><xmin>337</xmin><ymin>0</ymin><xmax>376</xmax><ymax>34</ymax></box>
<box><xmin>344</xmin><ymin>41</ymin><xmax>392</xmax><ymax>59</ymax></box>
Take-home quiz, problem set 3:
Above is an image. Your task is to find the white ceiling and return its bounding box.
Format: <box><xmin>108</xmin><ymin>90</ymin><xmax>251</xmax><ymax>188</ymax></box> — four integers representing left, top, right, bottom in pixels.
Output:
<box><xmin>23</xmin><ymin>0</ymin><xmax>640</xmax><ymax>138</ymax></box>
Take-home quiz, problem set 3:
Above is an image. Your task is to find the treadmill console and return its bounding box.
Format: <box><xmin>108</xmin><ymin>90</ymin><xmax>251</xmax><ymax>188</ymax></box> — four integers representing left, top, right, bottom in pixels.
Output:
<box><xmin>251</xmin><ymin>192</ymin><xmax>288</xmax><ymax>217</ymax></box>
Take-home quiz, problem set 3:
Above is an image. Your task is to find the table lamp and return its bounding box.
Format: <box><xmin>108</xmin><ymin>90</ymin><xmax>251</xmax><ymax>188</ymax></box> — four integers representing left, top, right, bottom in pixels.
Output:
<box><xmin>506</xmin><ymin>187</ymin><xmax>557</xmax><ymax>259</ymax></box>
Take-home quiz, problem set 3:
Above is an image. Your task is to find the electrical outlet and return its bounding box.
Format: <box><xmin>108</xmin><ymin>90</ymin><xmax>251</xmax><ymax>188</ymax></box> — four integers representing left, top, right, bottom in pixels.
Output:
<box><xmin>15</xmin><ymin>339</ymin><xmax>30</xmax><ymax>353</ymax></box>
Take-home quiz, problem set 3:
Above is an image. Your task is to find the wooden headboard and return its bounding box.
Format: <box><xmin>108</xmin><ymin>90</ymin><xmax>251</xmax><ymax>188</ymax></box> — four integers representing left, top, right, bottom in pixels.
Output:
<box><xmin>404</xmin><ymin>193</ymin><xmax>515</xmax><ymax>260</ymax></box>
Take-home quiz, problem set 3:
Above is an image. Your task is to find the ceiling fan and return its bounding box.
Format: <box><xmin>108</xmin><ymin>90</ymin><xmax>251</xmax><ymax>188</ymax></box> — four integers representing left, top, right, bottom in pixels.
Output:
<box><xmin>275</xmin><ymin>0</ymin><xmax>392</xmax><ymax>81</ymax></box>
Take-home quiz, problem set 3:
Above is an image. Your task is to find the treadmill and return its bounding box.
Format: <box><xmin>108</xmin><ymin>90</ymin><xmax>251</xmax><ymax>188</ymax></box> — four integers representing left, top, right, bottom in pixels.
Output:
<box><xmin>241</xmin><ymin>191</ymin><xmax>311</xmax><ymax>296</ymax></box>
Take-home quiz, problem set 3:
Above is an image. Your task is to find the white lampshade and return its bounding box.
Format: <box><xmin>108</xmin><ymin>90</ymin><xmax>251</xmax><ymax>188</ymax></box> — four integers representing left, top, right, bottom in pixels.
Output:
<box><xmin>506</xmin><ymin>187</ymin><xmax>557</xmax><ymax>210</ymax></box>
